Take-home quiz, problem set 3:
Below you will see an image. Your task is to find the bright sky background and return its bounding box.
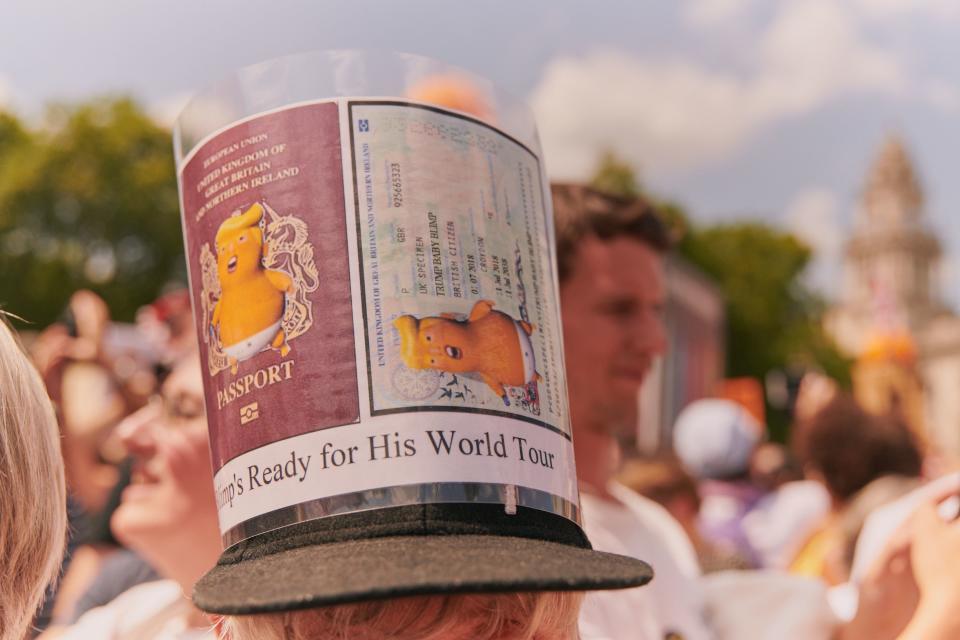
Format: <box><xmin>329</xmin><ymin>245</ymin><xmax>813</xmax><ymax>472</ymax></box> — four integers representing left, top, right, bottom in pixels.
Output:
<box><xmin>3</xmin><ymin>0</ymin><xmax>959</xmax><ymax>302</ymax></box>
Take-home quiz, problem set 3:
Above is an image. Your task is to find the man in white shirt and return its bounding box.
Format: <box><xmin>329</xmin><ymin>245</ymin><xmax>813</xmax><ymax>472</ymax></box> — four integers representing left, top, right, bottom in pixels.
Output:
<box><xmin>552</xmin><ymin>183</ymin><xmax>712</xmax><ymax>640</ymax></box>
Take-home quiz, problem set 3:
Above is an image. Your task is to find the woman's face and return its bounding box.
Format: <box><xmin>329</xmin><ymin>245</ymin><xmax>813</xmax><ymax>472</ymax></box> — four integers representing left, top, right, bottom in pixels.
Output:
<box><xmin>111</xmin><ymin>358</ymin><xmax>218</xmax><ymax>550</ymax></box>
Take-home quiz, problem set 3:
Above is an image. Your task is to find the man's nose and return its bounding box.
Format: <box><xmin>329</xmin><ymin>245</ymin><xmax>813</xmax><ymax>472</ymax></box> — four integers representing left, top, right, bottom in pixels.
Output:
<box><xmin>114</xmin><ymin>399</ymin><xmax>162</xmax><ymax>456</ymax></box>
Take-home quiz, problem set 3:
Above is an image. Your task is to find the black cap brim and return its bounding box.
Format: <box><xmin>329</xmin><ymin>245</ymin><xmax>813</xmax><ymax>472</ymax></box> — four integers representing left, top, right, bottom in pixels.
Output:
<box><xmin>194</xmin><ymin>533</ymin><xmax>652</xmax><ymax>614</ymax></box>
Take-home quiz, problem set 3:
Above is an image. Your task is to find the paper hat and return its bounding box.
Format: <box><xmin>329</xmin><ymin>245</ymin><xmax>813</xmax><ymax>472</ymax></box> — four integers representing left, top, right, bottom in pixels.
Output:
<box><xmin>175</xmin><ymin>51</ymin><xmax>652</xmax><ymax>615</ymax></box>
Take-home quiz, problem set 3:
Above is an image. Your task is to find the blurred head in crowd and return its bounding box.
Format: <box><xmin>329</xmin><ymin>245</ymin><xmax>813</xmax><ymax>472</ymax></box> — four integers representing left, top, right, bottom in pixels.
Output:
<box><xmin>110</xmin><ymin>349</ymin><xmax>221</xmax><ymax>591</ymax></box>
<box><xmin>749</xmin><ymin>442</ymin><xmax>804</xmax><ymax>492</ymax></box>
<box><xmin>793</xmin><ymin>395</ymin><xmax>923</xmax><ymax>505</ymax></box>
<box><xmin>226</xmin><ymin>591</ymin><xmax>582</xmax><ymax>640</ymax></box>
<box><xmin>31</xmin><ymin>290</ymin><xmax>128</xmax><ymax>516</ymax></box>
<box><xmin>672</xmin><ymin>398</ymin><xmax>763</xmax><ymax>481</ymax></box>
<box><xmin>62</xmin><ymin>289</ymin><xmax>111</xmax><ymax>359</ymax></box>
<box><xmin>135</xmin><ymin>288</ymin><xmax>195</xmax><ymax>369</ymax></box>
<box><xmin>0</xmin><ymin>318</ymin><xmax>68</xmax><ymax>639</ymax></box>
<box><xmin>793</xmin><ymin>372</ymin><xmax>839</xmax><ymax>425</ymax></box>
<box><xmin>552</xmin><ymin>183</ymin><xmax>670</xmax><ymax>437</ymax></box>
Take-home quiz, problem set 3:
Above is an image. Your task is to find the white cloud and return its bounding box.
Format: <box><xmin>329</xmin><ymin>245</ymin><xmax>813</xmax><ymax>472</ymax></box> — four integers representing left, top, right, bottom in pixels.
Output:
<box><xmin>757</xmin><ymin>0</ymin><xmax>903</xmax><ymax>111</ymax></box>
<box><xmin>531</xmin><ymin>0</ymin><xmax>904</xmax><ymax>179</ymax></box>
<box><xmin>531</xmin><ymin>54</ymin><xmax>753</xmax><ymax>177</ymax></box>
<box><xmin>683</xmin><ymin>0</ymin><xmax>756</xmax><ymax>28</ymax></box>
<box><xmin>783</xmin><ymin>187</ymin><xmax>845</xmax><ymax>296</ymax></box>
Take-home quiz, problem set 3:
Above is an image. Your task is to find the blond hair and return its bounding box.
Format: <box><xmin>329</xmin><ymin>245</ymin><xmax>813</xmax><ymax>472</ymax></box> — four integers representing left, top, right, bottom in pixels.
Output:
<box><xmin>224</xmin><ymin>591</ymin><xmax>582</xmax><ymax>640</ymax></box>
<box><xmin>0</xmin><ymin>318</ymin><xmax>68</xmax><ymax>639</ymax></box>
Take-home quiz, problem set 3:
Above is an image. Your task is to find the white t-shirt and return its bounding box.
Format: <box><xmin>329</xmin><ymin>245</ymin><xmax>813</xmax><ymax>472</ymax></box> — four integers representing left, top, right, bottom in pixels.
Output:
<box><xmin>579</xmin><ymin>482</ymin><xmax>712</xmax><ymax>640</ymax></box>
<box><xmin>55</xmin><ymin>579</ymin><xmax>216</xmax><ymax>640</ymax></box>
<box><xmin>741</xmin><ymin>480</ymin><xmax>831</xmax><ymax>569</ymax></box>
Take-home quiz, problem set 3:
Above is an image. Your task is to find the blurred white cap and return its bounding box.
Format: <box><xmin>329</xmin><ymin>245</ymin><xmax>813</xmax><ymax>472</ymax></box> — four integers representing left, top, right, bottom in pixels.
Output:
<box><xmin>673</xmin><ymin>398</ymin><xmax>762</xmax><ymax>479</ymax></box>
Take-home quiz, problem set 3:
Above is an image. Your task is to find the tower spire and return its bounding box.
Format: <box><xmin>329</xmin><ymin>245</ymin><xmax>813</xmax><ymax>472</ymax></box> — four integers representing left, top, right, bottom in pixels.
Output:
<box><xmin>861</xmin><ymin>135</ymin><xmax>924</xmax><ymax>228</ymax></box>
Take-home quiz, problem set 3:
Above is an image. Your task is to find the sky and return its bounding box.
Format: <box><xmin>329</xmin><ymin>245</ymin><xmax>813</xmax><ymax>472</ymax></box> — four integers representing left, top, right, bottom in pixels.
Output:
<box><xmin>3</xmin><ymin>0</ymin><xmax>959</xmax><ymax>303</ymax></box>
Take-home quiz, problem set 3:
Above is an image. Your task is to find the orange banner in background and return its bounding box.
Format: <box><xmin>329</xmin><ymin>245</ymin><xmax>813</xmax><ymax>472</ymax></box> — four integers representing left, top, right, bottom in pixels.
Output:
<box><xmin>718</xmin><ymin>377</ymin><xmax>766</xmax><ymax>431</ymax></box>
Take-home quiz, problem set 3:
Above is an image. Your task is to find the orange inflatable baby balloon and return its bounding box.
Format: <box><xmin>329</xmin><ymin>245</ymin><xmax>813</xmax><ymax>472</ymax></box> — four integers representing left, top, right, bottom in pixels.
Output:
<box><xmin>211</xmin><ymin>203</ymin><xmax>293</xmax><ymax>373</ymax></box>
<box><xmin>406</xmin><ymin>73</ymin><xmax>493</xmax><ymax>122</ymax></box>
<box><xmin>394</xmin><ymin>300</ymin><xmax>539</xmax><ymax>406</ymax></box>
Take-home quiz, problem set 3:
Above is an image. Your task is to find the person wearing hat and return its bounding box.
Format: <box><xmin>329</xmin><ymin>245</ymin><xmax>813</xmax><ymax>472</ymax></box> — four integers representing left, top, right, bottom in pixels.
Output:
<box><xmin>225</xmin><ymin>591</ymin><xmax>581</xmax><ymax>639</ymax></box>
<box><xmin>672</xmin><ymin>398</ymin><xmax>766</xmax><ymax>569</ymax></box>
<box><xmin>161</xmin><ymin>64</ymin><xmax>658</xmax><ymax>636</ymax></box>
<box><xmin>551</xmin><ymin>183</ymin><xmax>712</xmax><ymax>640</ymax></box>
<box><xmin>670</xmin><ymin>399</ymin><xmax>833</xmax><ymax>575</ymax></box>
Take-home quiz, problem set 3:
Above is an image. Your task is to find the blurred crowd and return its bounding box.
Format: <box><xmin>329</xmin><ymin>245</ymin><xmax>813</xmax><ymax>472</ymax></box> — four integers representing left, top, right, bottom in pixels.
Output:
<box><xmin>3</xmin><ymin>183</ymin><xmax>960</xmax><ymax>640</ymax></box>
<box><xmin>22</xmin><ymin>288</ymin><xmax>200</xmax><ymax>635</ymax></box>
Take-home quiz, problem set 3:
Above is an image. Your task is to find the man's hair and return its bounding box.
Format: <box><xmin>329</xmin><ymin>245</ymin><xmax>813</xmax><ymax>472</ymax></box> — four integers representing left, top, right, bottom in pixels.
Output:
<box><xmin>551</xmin><ymin>182</ymin><xmax>671</xmax><ymax>283</ymax></box>
<box><xmin>793</xmin><ymin>394</ymin><xmax>922</xmax><ymax>503</ymax></box>
<box><xmin>224</xmin><ymin>591</ymin><xmax>582</xmax><ymax>640</ymax></box>
<box><xmin>0</xmin><ymin>317</ymin><xmax>68</xmax><ymax>639</ymax></box>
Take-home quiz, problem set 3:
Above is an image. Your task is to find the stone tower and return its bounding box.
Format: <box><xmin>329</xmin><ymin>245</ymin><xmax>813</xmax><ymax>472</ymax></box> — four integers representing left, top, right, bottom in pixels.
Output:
<box><xmin>827</xmin><ymin>136</ymin><xmax>946</xmax><ymax>356</ymax></box>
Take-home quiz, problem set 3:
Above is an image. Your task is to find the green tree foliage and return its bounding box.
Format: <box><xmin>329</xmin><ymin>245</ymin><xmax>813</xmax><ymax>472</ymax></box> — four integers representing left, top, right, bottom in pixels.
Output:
<box><xmin>591</xmin><ymin>150</ymin><xmax>641</xmax><ymax>198</ymax></box>
<box><xmin>678</xmin><ymin>223</ymin><xmax>851</xmax><ymax>387</ymax></box>
<box><xmin>591</xmin><ymin>150</ymin><xmax>688</xmax><ymax>240</ymax></box>
<box><xmin>0</xmin><ymin>98</ymin><xmax>184</xmax><ymax>326</ymax></box>
<box><xmin>0</xmin><ymin>112</ymin><xmax>30</xmax><ymax>153</ymax></box>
